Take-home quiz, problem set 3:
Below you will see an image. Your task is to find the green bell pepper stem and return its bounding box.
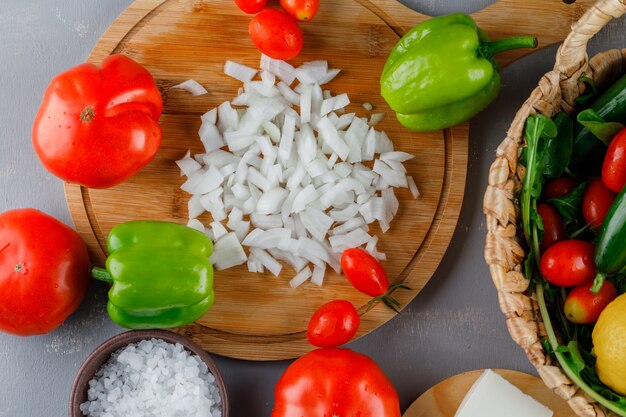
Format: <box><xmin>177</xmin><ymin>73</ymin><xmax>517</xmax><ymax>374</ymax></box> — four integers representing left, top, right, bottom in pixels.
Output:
<box><xmin>91</xmin><ymin>266</ymin><xmax>113</xmax><ymax>283</ymax></box>
<box><xmin>478</xmin><ymin>36</ymin><xmax>538</xmax><ymax>59</ymax></box>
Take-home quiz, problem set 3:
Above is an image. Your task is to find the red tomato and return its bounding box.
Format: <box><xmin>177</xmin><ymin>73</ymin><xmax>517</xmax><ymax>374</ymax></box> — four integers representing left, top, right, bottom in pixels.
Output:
<box><xmin>582</xmin><ymin>177</ymin><xmax>617</xmax><ymax>228</ymax></box>
<box><xmin>280</xmin><ymin>0</ymin><xmax>319</xmax><ymax>21</ymax></box>
<box><xmin>272</xmin><ymin>348</ymin><xmax>401</xmax><ymax>417</ymax></box>
<box><xmin>602</xmin><ymin>128</ymin><xmax>626</xmax><ymax>192</ymax></box>
<box><xmin>564</xmin><ymin>280</ymin><xmax>617</xmax><ymax>324</ymax></box>
<box><xmin>32</xmin><ymin>54</ymin><xmax>163</xmax><ymax>188</ymax></box>
<box><xmin>307</xmin><ymin>300</ymin><xmax>360</xmax><ymax>348</ymax></box>
<box><xmin>539</xmin><ymin>240</ymin><xmax>596</xmax><ymax>287</ymax></box>
<box><xmin>341</xmin><ymin>248</ymin><xmax>389</xmax><ymax>297</ymax></box>
<box><xmin>234</xmin><ymin>0</ymin><xmax>267</xmax><ymax>14</ymax></box>
<box><xmin>542</xmin><ymin>176</ymin><xmax>578</xmax><ymax>199</ymax></box>
<box><xmin>537</xmin><ymin>203</ymin><xmax>566</xmax><ymax>252</ymax></box>
<box><xmin>249</xmin><ymin>9</ymin><xmax>303</xmax><ymax>60</ymax></box>
<box><xmin>0</xmin><ymin>209</ymin><xmax>90</xmax><ymax>336</ymax></box>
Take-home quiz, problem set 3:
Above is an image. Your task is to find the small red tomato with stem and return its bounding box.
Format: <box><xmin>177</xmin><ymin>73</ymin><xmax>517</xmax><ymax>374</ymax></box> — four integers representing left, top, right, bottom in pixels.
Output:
<box><xmin>249</xmin><ymin>9</ymin><xmax>303</xmax><ymax>60</ymax></box>
<box><xmin>536</xmin><ymin>203</ymin><xmax>566</xmax><ymax>252</ymax></box>
<box><xmin>341</xmin><ymin>248</ymin><xmax>407</xmax><ymax>311</ymax></box>
<box><xmin>564</xmin><ymin>279</ymin><xmax>617</xmax><ymax>324</ymax></box>
<box><xmin>233</xmin><ymin>0</ymin><xmax>267</xmax><ymax>14</ymax></box>
<box><xmin>280</xmin><ymin>0</ymin><xmax>319</xmax><ymax>21</ymax></box>
<box><xmin>539</xmin><ymin>240</ymin><xmax>596</xmax><ymax>287</ymax></box>
<box><xmin>542</xmin><ymin>176</ymin><xmax>578</xmax><ymax>199</ymax></box>
<box><xmin>583</xmin><ymin>177</ymin><xmax>617</xmax><ymax>228</ymax></box>
<box><xmin>307</xmin><ymin>300</ymin><xmax>360</xmax><ymax>348</ymax></box>
<box><xmin>602</xmin><ymin>128</ymin><xmax>626</xmax><ymax>193</ymax></box>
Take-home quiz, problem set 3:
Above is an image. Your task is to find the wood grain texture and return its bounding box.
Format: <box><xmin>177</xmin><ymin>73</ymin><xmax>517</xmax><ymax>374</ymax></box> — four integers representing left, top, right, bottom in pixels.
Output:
<box><xmin>403</xmin><ymin>369</ymin><xmax>573</xmax><ymax>417</ymax></box>
<box><xmin>64</xmin><ymin>0</ymin><xmax>581</xmax><ymax>360</ymax></box>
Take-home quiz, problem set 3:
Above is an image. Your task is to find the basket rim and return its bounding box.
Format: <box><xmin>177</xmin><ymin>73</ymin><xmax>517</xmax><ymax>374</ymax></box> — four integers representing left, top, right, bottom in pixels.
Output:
<box><xmin>483</xmin><ymin>47</ymin><xmax>626</xmax><ymax>417</ymax></box>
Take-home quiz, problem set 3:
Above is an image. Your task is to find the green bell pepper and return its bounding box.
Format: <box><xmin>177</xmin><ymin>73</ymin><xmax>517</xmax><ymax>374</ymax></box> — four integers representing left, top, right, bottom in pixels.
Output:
<box><xmin>92</xmin><ymin>221</ymin><xmax>215</xmax><ymax>329</ymax></box>
<box><xmin>380</xmin><ymin>13</ymin><xmax>537</xmax><ymax>132</ymax></box>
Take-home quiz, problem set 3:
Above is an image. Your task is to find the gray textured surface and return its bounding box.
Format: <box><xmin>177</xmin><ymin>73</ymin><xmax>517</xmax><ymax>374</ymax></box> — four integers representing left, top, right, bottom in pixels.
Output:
<box><xmin>0</xmin><ymin>1</ymin><xmax>624</xmax><ymax>417</ymax></box>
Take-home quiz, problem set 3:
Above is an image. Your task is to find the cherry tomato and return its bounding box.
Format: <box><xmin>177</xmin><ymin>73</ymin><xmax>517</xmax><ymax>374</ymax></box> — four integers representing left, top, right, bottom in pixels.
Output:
<box><xmin>537</xmin><ymin>203</ymin><xmax>566</xmax><ymax>252</ymax></box>
<box><xmin>564</xmin><ymin>279</ymin><xmax>617</xmax><ymax>324</ymax></box>
<box><xmin>280</xmin><ymin>0</ymin><xmax>319</xmax><ymax>21</ymax></box>
<box><xmin>542</xmin><ymin>176</ymin><xmax>578</xmax><ymax>199</ymax></box>
<box><xmin>307</xmin><ymin>300</ymin><xmax>360</xmax><ymax>348</ymax></box>
<box><xmin>0</xmin><ymin>209</ymin><xmax>90</xmax><ymax>336</ymax></box>
<box><xmin>602</xmin><ymin>128</ymin><xmax>626</xmax><ymax>193</ymax></box>
<box><xmin>540</xmin><ymin>240</ymin><xmax>596</xmax><ymax>287</ymax></box>
<box><xmin>233</xmin><ymin>0</ymin><xmax>267</xmax><ymax>14</ymax></box>
<box><xmin>583</xmin><ymin>177</ymin><xmax>617</xmax><ymax>228</ymax></box>
<box><xmin>249</xmin><ymin>9</ymin><xmax>303</xmax><ymax>61</ymax></box>
<box><xmin>272</xmin><ymin>348</ymin><xmax>401</xmax><ymax>417</ymax></box>
<box><xmin>341</xmin><ymin>248</ymin><xmax>389</xmax><ymax>297</ymax></box>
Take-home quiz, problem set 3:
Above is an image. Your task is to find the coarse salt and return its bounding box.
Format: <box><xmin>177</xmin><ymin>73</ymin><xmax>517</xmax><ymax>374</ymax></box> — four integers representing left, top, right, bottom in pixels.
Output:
<box><xmin>80</xmin><ymin>338</ymin><xmax>222</xmax><ymax>417</ymax></box>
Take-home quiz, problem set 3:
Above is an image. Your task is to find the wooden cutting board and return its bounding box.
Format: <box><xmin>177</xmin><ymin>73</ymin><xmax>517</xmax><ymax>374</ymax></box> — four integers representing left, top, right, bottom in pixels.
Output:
<box><xmin>65</xmin><ymin>0</ymin><xmax>594</xmax><ymax>360</ymax></box>
<box><xmin>403</xmin><ymin>369</ymin><xmax>573</xmax><ymax>417</ymax></box>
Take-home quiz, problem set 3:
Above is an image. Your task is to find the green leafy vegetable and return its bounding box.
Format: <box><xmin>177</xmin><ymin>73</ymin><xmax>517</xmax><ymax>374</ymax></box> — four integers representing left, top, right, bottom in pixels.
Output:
<box><xmin>578</xmin><ymin>109</ymin><xmax>625</xmax><ymax>146</ymax></box>
<box><xmin>547</xmin><ymin>182</ymin><xmax>586</xmax><ymax>228</ymax></box>
<box><xmin>538</xmin><ymin>112</ymin><xmax>574</xmax><ymax>178</ymax></box>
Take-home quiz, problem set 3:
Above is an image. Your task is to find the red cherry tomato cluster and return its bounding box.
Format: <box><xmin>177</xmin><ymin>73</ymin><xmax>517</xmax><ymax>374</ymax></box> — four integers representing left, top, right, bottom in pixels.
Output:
<box><xmin>233</xmin><ymin>0</ymin><xmax>320</xmax><ymax>60</ymax></box>
<box><xmin>536</xmin><ymin>128</ymin><xmax>626</xmax><ymax>325</ymax></box>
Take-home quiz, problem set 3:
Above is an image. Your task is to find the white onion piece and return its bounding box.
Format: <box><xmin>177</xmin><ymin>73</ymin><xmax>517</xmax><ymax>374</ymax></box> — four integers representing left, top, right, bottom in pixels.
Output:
<box><xmin>217</xmin><ymin>102</ymin><xmax>239</xmax><ymax>132</ymax></box>
<box><xmin>329</xmin><ymin>203</ymin><xmax>360</xmax><ymax>223</ymax></box>
<box><xmin>187</xmin><ymin>219</ymin><xmax>206</xmax><ymax>233</ymax></box>
<box><xmin>331</xmin><ymin>217</ymin><xmax>366</xmax><ymax>235</ymax></box>
<box><xmin>201</xmin><ymin>109</ymin><xmax>217</xmax><ymax>125</ymax></box>
<box><xmin>375</xmin><ymin>131</ymin><xmax>394</xmax><ymax>153</ymax></box>
<box><xmin>318</xmin><ymin>117</ymin><xmax>349</xmax><ymax>160</ymax></box>
<box><xmin>176</xmin><ymin>151</ymin><xmax>202</xmax><ymax>177</ymax></box>
<box><xmin>329</xmin><ymin>228</ymin><xmax>371</xmax><ymax>253</ymax></box>
<box><xmin>311</xmin><ymin>264</ymin><xmax>326</xmax><ymax>287</ymax></box>
<box><xmin>380</xmin><ymin>151</ymin><xmax>415</xmax><ymax>162</ymax></box>
<box><xmin>408</xmin><ymin>176</ymin><xmax>421</xmax><ymax>199</ymax></box>
<box><xmin>181</xmin><ymin>166</ymin><xmax>224</xmax><ymax>195</ymax></box>
<box><xmin>188</xmin><ymin>195</ymin><xmax>204</xmax><ymax>219</ymax></box>
<box><xmin>292</xmin><ymin>184</ymin><xmax>319</xmax><ymax>213</ymax></box>
<box><xmin>319</xmin><ymin>68</ymin><xmax>341</xmax><ymax>85</ymax></box>
<box><xmin>373</xmin><ymin>160</ymin><xmax>408</xmax><ymax>188</ymax></box>
<box><xmin>268</xmin><ymin>248</ymin><xmax>307</xmax><ymax>272</ymax></box>
<box><xmin>277</xmin><ymin>82</ymin><xmax>300</xmax><ymax>106</ymax></box>
<box><xmin>211</xmin><ymin>233</ymin><xmax>247</xmax><ymax>270</ymax></box>
<box><xmin>260</xmin><ymin>54</ymin><xmax>297</xmax><ymax>85</ymax></box>
<box><xmin>211</xmin><ymin>221</ymin><xmax>228</xmax><ymax>241</ymax></box>
<box><xmin>362</xmin><ymin>102</ymin><xmax>373</xmax><ymax>111</ymax></box>
<box><xmin>250</xmin><ymin>248</ymin><xmax>282</xmax><ymax>276</ymax></box>
<box><xmin>224</xmin><ymin>61</ymin><xmax>257</xmax><ymax>83</ymax></box>
<box><xmin>296</xmin><ymin>61</ymin><xmax>328</xmax><ymax>84</ymax></box>
<box><xmin>171</xmin><ymin>79</ymin><xmax>208</xmax><ymax>96</ymax></box>
<box><xmin>289</xmin><ymin>266</ymin><xmax>313</xmax><ymax>288</ymax></box>
<box><xmin>320</xmin><ymin>93</ymin><xmax>350</xmax><ymax>117</ymax></box>
<box><xmin>300</xmin><ymin>85</ymin><xmax>312</xmax><ymax>124</ymax></box>
<box><xmin>368</xmin><ymin>113</ymin><xmax>386</xmax><ymax>126</ymax></box>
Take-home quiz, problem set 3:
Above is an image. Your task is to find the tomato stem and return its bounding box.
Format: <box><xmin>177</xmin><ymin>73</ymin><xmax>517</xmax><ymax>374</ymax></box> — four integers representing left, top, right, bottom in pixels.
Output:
<box><xmin>80</xmin><ymin>106</ymin><xmax>96</xmax><ymax>123</ymax></box>
<box><xmin>591</xmin><ymin>272</ymin><xmax>606</xmax><ymax>294</ymax></box>
<box><xmin>364</xmin><ymin>283</ymin><xmax>411</xmax><ymax>313</ymax></box>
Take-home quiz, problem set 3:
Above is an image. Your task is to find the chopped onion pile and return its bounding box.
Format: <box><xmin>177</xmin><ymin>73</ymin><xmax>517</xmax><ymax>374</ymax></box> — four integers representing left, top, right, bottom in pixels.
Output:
<box><xmin>177</xmin><ymin>55</ymin><xmax>419</xmax><ymax>288</ymax></box>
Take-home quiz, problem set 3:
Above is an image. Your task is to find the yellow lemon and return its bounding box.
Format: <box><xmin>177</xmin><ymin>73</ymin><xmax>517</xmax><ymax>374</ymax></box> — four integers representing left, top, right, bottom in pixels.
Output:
<box><xmin>592</xmin><ymin>293</ymin><xmax>626</xmax><ymax>395</ymax></box>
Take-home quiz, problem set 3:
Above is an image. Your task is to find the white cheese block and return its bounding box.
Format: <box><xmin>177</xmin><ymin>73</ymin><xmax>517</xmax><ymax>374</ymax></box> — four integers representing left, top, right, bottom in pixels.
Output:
<box><xmin>454</xmin><ymin>370</ymin><xmax>553</xmax><ymax>417</ymax></box>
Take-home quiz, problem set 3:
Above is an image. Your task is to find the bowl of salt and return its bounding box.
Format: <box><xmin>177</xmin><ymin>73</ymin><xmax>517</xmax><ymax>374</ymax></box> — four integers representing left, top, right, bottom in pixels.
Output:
<box><xmin>69</xmin><ymin>330</ymin><xmax>228</xmax><ymax>417</ymax></box>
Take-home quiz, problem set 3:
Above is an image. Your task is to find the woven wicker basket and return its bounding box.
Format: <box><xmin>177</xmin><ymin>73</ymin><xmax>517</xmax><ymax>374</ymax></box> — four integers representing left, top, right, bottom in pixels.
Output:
<box><xmin>483</xmin><ymin>0</ymin><xmax>626</xmax><ymax>416</ymax></box>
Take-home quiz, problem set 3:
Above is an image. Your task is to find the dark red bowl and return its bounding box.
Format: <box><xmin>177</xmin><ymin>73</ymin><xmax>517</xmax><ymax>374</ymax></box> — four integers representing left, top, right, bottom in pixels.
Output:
<box><xmin>69</xmin><ymin>330</ymin><xmax>229</xmax><ymax>417</ymax></box>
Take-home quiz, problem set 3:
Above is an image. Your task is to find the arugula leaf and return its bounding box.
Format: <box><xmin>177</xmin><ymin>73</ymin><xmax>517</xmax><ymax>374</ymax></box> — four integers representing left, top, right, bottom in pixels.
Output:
<box><xmin>538</xmin><ymin>112</ymin><xmax>574</xmax><ymax>178</ymax></box>
<box><xmin>547</xmin><ymin>182</ymin><xmax>586</xmax><ymax>228</ymax></box>
<box><xmin>521</xmin><ymin>114</ymin><xmax>557</xmax><ymax>248</ymax></box>
<box><xmin>577</xmin><ymin>108</ymin><xmax>625</xmax><ymax>146</ymax></box>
